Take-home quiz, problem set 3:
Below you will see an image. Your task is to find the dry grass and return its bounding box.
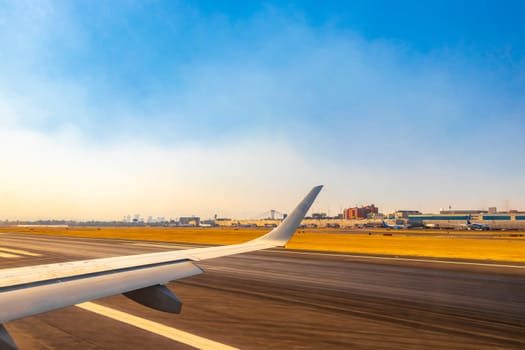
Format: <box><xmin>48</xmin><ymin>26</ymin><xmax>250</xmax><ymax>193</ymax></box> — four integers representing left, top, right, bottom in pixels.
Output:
<box><xmin>0</xmin><ymin>226</ymin><xmax>261</xmax><ymax>245</ymax></box>
<box><xmin>1</xmin><ymin>226</ymin><xmax>524</xmax><ymax>262</ymax></box>
<box><xmin>288</xmin><ymin>233</ymin><xmax>525</xmax><ymax>262</ymax></box>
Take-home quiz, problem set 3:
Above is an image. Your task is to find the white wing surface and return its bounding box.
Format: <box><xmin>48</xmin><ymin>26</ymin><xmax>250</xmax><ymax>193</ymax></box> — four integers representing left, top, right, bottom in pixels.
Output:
<box><xmin>0</xmin><ymin>186</ymin><xmax>322</xmax><ymax>349</ymax></box>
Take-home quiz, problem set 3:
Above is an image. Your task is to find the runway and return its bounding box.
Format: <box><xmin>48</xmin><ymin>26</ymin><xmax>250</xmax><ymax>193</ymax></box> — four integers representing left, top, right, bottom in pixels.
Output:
<box><xmin>0</xmin><ymin>233</ymin><xmax>524</xmax><ymax>349</ymax></box>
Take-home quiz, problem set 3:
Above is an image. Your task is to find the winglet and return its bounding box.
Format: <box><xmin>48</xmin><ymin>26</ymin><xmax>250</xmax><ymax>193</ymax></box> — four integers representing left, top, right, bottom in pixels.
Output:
<box><xmin>255</xmin><ymin>185</ymin><xmax>323</xmax><ymax>246</ymax></box>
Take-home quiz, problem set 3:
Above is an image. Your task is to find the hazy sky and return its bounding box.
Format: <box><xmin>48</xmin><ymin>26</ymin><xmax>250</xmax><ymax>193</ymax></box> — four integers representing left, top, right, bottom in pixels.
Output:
<box><xmin>0</xmin><ymin>1</ymin><xmax>524</xmax><ymax>220</ymax></box>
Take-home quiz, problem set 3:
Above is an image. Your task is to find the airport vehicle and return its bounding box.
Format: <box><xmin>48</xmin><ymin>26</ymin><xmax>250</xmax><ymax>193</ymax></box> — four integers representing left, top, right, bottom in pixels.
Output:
<box><xmin>0</xmin><ymin>185</ymin><xmax>323</xmax><ymax>350</ymax></box>
<box><xmin>465</xmin><ymin>218</ymin><xmax>490</xmax><ymax>231</ymax></box>
<box><xmin>424</xmin><ymin>223</ymin><xmax>439</xmax><ymax>229</ymax></box>
<box><xmin>382</xmin><ymin>220</ymin><xmax>409</xmax><ymax>229</ymax></box>
<box><xmin>299</xmin><ymin>223</ymin><xmax>318</xmax><ymax>228</ymax></box>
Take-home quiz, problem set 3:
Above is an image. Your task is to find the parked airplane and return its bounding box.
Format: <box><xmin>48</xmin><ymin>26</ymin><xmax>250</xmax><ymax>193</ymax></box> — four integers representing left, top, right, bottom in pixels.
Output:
<box><xmin>465</xmin><ymin>218</ymin><xmax>490</xmax><ymax>231</ymax></box>
<box><xmin>382</xmin><ymin>220</ymin><xmax>409</xmax><ymax>229</ymax></box>
<box><xmin>0</xmin><ymin>185</ymin><xmax>323</xmax><ymax>349</ymax></box>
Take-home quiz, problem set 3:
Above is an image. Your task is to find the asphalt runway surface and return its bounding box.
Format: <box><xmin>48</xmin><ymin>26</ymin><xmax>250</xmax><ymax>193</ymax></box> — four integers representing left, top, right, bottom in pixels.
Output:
<box><xmin>0</xmin><ymin>233</ymin><xmax>524</xmax><ymax>349</ymax></box>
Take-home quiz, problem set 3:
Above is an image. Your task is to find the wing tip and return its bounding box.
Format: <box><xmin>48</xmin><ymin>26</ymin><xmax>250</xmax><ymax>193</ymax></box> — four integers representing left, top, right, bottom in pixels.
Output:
<box><xmin>255</xmin><ymin>185</ymin><xmax>323</xmax><ymax>246</ymax></box>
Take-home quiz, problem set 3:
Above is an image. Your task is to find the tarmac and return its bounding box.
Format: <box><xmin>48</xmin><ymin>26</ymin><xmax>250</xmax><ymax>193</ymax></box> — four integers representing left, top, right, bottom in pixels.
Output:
<box><xmin>0</xmin><ymin>233</ymin><xmax>524</xmax><ymax>349</ymax></box>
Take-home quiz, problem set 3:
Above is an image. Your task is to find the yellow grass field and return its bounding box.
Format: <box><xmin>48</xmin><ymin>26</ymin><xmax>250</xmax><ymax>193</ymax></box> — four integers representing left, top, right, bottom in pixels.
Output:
<box><xmin>1</xmin><ymin>226</ymin><xmax>524</xmax><ymax>262</ymax></box>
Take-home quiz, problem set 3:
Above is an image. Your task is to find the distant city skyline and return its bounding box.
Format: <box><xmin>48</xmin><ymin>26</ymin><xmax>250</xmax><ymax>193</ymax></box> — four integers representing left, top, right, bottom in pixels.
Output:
<box><xmin>4</xmin><ymin>200</ymin><xmax>524</xmax><ymax>223</ymax></box>
<box><xmin>0</xmin><ymin>1</ymin><xmax>524</xmax><ymax>220</ymax></box>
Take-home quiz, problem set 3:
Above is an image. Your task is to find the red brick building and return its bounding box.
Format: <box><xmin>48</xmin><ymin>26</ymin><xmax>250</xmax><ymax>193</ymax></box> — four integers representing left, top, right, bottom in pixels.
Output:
<box><xmin>343</xmin><ymin>204</ymin><xmax>378</xmax><ymax>219</ymax></box>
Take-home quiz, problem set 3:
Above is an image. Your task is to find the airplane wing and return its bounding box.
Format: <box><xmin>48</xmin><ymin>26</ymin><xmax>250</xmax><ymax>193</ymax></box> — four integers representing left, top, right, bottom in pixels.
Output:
<box><xmin>0</xmin><ymin>185</ymin><xmax>323</xmax><ymax>349</ymax></box>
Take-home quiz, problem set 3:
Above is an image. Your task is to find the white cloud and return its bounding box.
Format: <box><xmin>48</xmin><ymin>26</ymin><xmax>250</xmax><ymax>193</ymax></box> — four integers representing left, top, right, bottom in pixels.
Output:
<box><xmin>1</xmin><ymin>122</ymin><xmax>522</xmax><ymax>220</ymax></box>
<box><xmin>0</xmin><ymin>2</ymin><xmax>523</xmax><ymax>219</ymax></box>
<box><xmin>0</xmin><ymin>125</ymin><xmax>328</xmax><ymax>220</ymax></box>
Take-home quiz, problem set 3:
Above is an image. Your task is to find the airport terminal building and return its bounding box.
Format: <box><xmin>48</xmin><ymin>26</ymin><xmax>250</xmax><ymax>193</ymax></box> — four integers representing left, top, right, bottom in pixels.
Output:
<box><xmin>408</xmin><ymin>213</ymin><xmax>525</xmax><ymax>230</ymax></box>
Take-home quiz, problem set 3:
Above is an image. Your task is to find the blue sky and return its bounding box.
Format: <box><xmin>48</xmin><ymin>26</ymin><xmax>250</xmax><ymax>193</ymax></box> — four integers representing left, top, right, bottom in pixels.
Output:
<box><xmin>0</xmin><ymin>1</ymin><xmax>523</xmax><ymax>220</ymax></box>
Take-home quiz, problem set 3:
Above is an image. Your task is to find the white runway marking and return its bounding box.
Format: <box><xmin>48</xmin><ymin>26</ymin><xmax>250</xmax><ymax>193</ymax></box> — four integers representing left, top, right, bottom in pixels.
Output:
<box><xmin>274</xmin><ymin>250</ymin><xmax>525</xmax><ymax>269</ymax></box>
<box><xmin>0</xmin><ymin>252</ymin><xmax>19</xmax><ymax>258</ymax></box>
<box><xmin>129</xmin><ymin>243</ymin><xmax>524</xmax><ymax>269</ymax></box>
<box><xmin>0</xmin><ymin>247</ymin><xmax>41</xmax><ymax>257</ymax></box>
<box><xmin>127</xmin><ymin>242</ymin><xmax>198</xmax><ymax>250</ymax></box>
<box><xmin>77</xmin><ymin>302</ymin><xmax>240</xmax><ymax>350</ymax></box>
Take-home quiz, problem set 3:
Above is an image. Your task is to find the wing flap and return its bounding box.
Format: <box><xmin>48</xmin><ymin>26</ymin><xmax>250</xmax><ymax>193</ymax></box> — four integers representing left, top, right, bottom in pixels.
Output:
<box><xmin>124</xmin><ymin>285</ymin><xmax>183</xmax><ymax>313</ymax></box>
<box><xmin>0</xmin><ymin>260</ymin><xmax>202</xmax><ymax>323</ymax></box>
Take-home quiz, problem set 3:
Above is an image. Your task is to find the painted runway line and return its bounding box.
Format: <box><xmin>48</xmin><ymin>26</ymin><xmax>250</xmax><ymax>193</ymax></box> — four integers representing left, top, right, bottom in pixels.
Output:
<box><xmin>0</xmin><ymin>247</ymin><xmax>41</xmax><ymax>257</ymax></box>
<box><xmin>77</xmin><ymin>302</ymin><xmax>240</xmax><ymax>350</ymax></box>
<box><xmin>273</xmin><ymin>250</ymin><xmax>525</xmax><ymax>269</ymax></box>
<box><xmin>127</xmin><ymin>242</ymin><xmax>196</xmax><ymax>249</ymax></box>
<box><xmin>128</xmin><ymin>242</ymin><xmax>524</xmax><ymax>269</ymax></box>
<box><xmin>0</xmin><ymin>252</ymin><xmax>19</xmax><ymax>258</ymax></box>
